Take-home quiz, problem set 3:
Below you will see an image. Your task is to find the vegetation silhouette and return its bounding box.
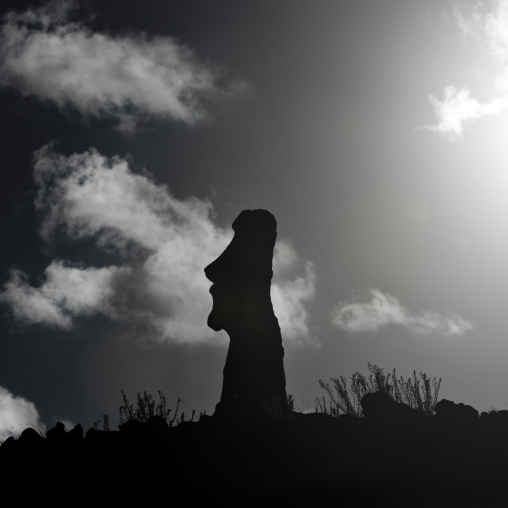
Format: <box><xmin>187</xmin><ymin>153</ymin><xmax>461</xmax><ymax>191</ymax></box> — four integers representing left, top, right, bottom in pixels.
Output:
<box><xmin>3</xmin><ymin>209</ymin><xmax>508</xmax><ymax>506</ymax></box>
<box><xmin>317</xmin><ymin>362</ymin><xmax>442</xmax><ymax>418</ymax></box>
<box><xmin>118</xmin><ymin>389</ymin><xmax>202</xmax><ymax>426</ymax></box>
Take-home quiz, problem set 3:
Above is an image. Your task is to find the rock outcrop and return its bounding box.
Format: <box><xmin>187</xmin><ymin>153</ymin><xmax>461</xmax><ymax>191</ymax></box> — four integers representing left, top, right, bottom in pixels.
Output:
<box><xmin>433</xmin><ymin>399</ymin><xmax>479</xmax><ymax>435</ymax></box>
<box><xmin>434</xmin><ymin>399</ymin><xmax>479</xmax><ymax>422</ymax></box>
<box><xmin>204</xmin><ymin>209</ymin><xmax>286</xmax><ymax>418</ymax></box>
<box><xmin>46</xmin><ymin>421</ymin><xmax>66</xmax><ymax>441</ymax></box>
<box><xmin>361</xmin><ymin>391</ymin><xmax>424</xmax><ymax>428</ymax></box>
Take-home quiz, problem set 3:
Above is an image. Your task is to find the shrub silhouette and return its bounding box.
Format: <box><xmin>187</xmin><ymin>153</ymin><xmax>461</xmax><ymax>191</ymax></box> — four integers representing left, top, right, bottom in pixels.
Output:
<box><xmin>317</xmin><ymin>362</ymin><xmax>442</xmax><ymax>418</ymax></box>
<box><xmin>118</xmin><ymin>390</ymin><xmax>200</xmax><ymax>427</ymax></box>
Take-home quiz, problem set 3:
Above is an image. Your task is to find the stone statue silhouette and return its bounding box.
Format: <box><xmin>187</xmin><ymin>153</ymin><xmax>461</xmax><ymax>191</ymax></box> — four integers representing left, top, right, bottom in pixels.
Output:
<box><xmin>205</xmin><ymin>209</ymin><xmax>287</xmax><ymax>417</ymax></box>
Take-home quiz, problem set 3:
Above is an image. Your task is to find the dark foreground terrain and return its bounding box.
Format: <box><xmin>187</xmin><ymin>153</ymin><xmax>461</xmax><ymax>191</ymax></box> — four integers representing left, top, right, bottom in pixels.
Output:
<box><xmin>2</xmin><ymin>395</ymin><xmax>507</xmax><ymax>506</ymax></box>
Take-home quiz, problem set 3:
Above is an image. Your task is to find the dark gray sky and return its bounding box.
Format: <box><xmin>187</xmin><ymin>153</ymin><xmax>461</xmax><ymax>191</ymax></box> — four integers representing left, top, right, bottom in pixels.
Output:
<box><xmin>2</xmin><ymin>0</ymin><xmax>508</xmax><ymax>435</ymax></box>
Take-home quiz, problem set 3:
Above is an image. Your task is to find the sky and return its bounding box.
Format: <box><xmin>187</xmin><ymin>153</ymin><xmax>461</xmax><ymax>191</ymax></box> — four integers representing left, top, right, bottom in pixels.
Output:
<box><xmin>2</xmin><ymin>0</ymin><xmax>508</xmax><ymax>436</ymax></box>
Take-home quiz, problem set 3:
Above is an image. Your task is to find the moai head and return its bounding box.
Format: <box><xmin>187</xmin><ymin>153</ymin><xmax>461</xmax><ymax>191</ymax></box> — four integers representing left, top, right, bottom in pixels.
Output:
<box><xmin>204</xmin><ymin>209</ymin><xmax>277</xmax><ymax>334</ymax></box>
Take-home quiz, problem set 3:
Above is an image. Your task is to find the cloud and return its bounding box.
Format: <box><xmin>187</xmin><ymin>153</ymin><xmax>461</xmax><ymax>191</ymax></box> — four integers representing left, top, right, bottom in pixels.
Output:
<box><xmin>0</xmin><ymin>262</ymin><xmax>130</xmax><ymax>329</ymax></box>
<box><xmin>0</xmin><ymin>386</ymin><xmax>42</xmax><ymax>440</ymax></box>
<box><xmin>454</xmin><ymin>0</ymin><xmax>508</xmax><ymax>62</ymax></box>
<box><xmin>426</xmin><ymin>86</ymin><xmax>507</xmax><ymax>140</ymax></box>
<box><xmin>0</xmin><ymin>145</ymin><xmax>316</xmax><ymax>347</ymax></box>
<box><xmin>0</xmin><ymin>0</ymin><xmax>243</xmax><ymax>131</ymax></box>
<box><xmin>271</xmin><ymin>260</ymin><xmax>316</xmax><ymax>347</ymax></box>
<box><xmin>425</xmin><ymin>0</ymin><xmax>508</xmax><ymax>139</ymax></box>
<box><xmin>331</xmin><ymin>288</ymin><xmax>472</xmax><ymax>336</ymax></box>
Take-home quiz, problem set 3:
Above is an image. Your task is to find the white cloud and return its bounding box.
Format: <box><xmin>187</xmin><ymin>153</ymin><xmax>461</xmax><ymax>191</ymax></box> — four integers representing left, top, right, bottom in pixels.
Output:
<box><xmin>454</xmin><ymin>0</ymin><xmax>508</xmax><ymax>62</ymax></box>
<box><xmin>426</xmin><ymin>86</ymin><xmax>507</xmax><ymax>140</ymax></box>
<box><xmin>0</xmin><ymin>262</ymin><xmax>129</xmax><ymax>328</ymax></box>
<box><xmin>0</xmin><ymin>0</ymin><xmax>243</xmax><ymax>131</ymax></box>
<box><xmin>0</xmin><ymin>386</ymin><xmax>42</xmax><ymax>440</ymax></box>
<box><xmin>271</xmin><ymin>261</ymin><xmax>316</xmax><ymax>347</ymax></box>
<box><xmin>0</xmin><ymin>145</ymin><xmax>316</xmax><ymax>347</ymax></box>
<box><xmin>271</xmin><ymin>239</ymin><xmax>316</xmax><ymax>345</ymax></box>
<box><xmin>331</xmin><ymin>288</ymin><xmax>472</xmax><ymax>336</ymax></box>
<box><xmin>273</xmin><ymin>240</ymin><xmax>299</xmax><ymax>273</ymax></box>
<box><xmin>425</xmin><ymin>1</ymin><xmax>508</xmax><ymax>139</ymax></box>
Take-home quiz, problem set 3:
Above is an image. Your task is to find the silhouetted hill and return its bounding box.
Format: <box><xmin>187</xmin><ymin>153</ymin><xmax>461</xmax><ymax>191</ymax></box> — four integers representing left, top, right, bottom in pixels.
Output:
<box><xmin>2</xmin><ymin>395</ymin><xmax>508</xmax><ymax>506</ymax></box>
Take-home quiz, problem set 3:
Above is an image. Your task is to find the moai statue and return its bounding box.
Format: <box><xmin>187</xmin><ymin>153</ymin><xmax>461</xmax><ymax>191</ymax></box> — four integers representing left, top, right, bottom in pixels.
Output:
<box><xmin>205</xmin><ymin>209</ymin><xmax>287</xmax><ymax>417</ymax></box>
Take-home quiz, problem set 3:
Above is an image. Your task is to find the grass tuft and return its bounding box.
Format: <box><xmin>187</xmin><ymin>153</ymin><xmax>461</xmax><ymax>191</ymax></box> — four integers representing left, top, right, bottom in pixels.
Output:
<box><xmin>317</xmin><ymin>362</ymin><xmax>441</xmax><ymax>418</ymax></box>
<box><xmin>118</xmin><ymin>390</ymin><xmax>202</xmax><ymax>427</ymax></box>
